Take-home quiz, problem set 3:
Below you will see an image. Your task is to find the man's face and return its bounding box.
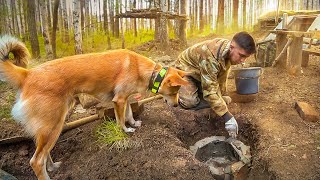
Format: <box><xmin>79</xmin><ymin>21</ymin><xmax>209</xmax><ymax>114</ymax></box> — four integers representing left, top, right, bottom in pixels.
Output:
<box><xmin>229</xmin><ymin>41</ymin><xmax>252</xmax><ymax>65</ymax></box>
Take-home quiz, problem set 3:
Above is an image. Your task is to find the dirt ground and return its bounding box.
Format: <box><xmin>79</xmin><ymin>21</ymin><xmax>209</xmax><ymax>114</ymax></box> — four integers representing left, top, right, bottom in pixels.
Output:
<box><xmin>0</xmin><ymin>32</ymin><xmax>320</xmax><ymax>180</ymax></box>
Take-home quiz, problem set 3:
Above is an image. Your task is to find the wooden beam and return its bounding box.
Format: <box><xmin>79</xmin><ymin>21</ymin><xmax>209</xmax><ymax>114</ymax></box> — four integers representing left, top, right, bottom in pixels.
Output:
<box><xmin>288</xmin><ymin>36</ymin><xmax>303</xmax><ymax>75</ymax></box>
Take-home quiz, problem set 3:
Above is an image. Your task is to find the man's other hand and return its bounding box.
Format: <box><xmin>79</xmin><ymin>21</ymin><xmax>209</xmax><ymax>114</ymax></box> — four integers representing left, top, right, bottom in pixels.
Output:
<box><xmin>225</xmin><ymin>117</ymin><xmax>238</xmax><ymax>138</ymax></box>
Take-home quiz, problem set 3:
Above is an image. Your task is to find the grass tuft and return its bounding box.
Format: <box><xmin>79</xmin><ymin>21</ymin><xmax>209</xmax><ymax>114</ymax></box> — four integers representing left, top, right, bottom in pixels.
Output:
<box><xmin>95</xmin><ymin>117</ymin><xmax>142</xmax><ymax>151</ymax></box>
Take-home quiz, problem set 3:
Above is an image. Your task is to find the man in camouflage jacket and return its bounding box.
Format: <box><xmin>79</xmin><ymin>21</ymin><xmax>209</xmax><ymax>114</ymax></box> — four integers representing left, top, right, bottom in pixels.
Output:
<box><xmin>176</xmin><ymin>32</ymin><xmax>256</xmax><ymax>138</ymax></box>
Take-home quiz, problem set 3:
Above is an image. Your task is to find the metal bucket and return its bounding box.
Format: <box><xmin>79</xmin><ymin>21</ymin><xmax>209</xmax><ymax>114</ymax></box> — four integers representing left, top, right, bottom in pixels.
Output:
<box><xmin>233</xmin><ymin>67</ymin><xmax>262</xmax><ymax>95</ymax></box>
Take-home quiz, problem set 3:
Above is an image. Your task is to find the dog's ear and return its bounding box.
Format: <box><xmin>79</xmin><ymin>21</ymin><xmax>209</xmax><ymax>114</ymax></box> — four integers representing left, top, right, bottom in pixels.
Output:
<box><xmin>176</xmin><ymin>69</ymin><xmax>189</xmax><ymax>78</ymax></box>
<box><xmin>168</xmin><ymin>75</ymin><xmax>189</xmax><ymax>87</ymax></box>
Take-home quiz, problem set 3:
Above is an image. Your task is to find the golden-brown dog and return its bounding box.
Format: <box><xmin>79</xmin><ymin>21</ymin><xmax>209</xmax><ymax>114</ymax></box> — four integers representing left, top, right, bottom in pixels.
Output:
<box><xmin>0</xmin><ymin>35</ymin><xmax>188</xmax><ymax>180</ymax></box>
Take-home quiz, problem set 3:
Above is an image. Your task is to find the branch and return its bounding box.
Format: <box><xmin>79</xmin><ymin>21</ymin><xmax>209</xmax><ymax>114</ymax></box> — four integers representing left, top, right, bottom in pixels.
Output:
<box><xmin>272</xmin><ymin>37</ymin><xmax>293</xmax><ymax>67</ymax></box>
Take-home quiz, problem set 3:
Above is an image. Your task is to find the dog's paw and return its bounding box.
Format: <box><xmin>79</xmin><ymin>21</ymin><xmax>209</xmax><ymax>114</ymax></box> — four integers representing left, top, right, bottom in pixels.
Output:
<box><xmin>124</xmin><ymin>127</ymin><xmax>136</xmax><ymax>133</ymax></box>
<box><xmin>47</xmin><ymin>161</ymin><xmax>62</xmax><ymax>172</ymax></box>
<box><xmin>133</xmin><ymin>120</ymin><xmax>142</xmax><ymax>127</ymax></box>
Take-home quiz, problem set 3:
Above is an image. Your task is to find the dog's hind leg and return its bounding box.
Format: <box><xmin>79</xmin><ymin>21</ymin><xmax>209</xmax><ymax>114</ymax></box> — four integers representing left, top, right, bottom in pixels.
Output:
<box><xmin>47</xmin><ymin>153</ymin><xmax>61</xmax><ymax>172</ymax></box>
<box><xmin>30</xmin><ymin>109</ymin><xmax>66</xmax><ymax>179</ymax></box>
<box><xmin>113</xmin><ymin>97</ymin><xmax>135</xmax><ymax>133</ymax></box>
<box><xmin>125</xmin><ymin>101</ymin><xmax>141</xmax><ymax>127</ymax></box>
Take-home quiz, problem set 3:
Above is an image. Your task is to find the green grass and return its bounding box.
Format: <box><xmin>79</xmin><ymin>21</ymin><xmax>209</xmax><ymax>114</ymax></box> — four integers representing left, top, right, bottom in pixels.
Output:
<box><xmin>0</xmin><ymin>82</ymin><xmax>15</xmax><ymax>120</ymax></box>
<box><xmin>0</xmin><ymin>105</ymin><xmax>12</xmax><ymax>119</ymax></box>
<box><xmin>95</xmin><ymin>116</ymin><xmax>142</xmax><ymax>151</ymax></box>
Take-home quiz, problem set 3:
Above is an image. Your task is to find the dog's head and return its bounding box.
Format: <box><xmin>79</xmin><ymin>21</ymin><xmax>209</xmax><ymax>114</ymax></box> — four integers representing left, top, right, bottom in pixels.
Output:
<box><xmin>158</xmin><ymin>68</ymin><xmax>189</xmax><ymax>107</ymax></box>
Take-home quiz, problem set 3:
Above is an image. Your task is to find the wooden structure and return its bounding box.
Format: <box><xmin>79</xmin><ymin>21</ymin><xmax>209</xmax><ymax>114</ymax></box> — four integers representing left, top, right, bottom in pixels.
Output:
<box><xmin>116</xmin><ymin>8</ymin><xmax>188</xmax><ymax>20</ymax></box>
<box><xmin>270</xmin><ymin>14</ymin><xmax>320</xmax><ymax>75</ymax></box>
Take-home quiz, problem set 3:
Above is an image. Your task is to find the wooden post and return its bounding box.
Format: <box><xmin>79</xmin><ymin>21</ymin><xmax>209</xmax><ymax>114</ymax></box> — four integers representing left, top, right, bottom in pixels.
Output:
<box><xmin>288</xmin><ymin>36</ymin><xmax>303</xmax><ymax>75</ymax></box>
<box><xmin>275</xmin><ymin>34</ymin><xmax>288</xmax><ymax>68</ymax></box>
<box><xmin>302</xmin><ymin>51</ymin><xmax>310</xmax><ymax>67</ymax></box>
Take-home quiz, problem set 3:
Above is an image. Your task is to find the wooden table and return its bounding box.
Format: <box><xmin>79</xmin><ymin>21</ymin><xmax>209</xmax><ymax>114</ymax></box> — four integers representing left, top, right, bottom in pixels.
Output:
<box><xmin>270</xmin><ymin>30</ymin><xmax>316</xmax><ymax>75</ymax></box>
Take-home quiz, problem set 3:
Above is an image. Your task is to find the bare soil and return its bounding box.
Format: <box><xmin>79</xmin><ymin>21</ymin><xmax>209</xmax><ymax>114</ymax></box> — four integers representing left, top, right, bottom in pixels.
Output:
<box><xmin>1</xmin><ymin>33</ymin><xmax>320</xmax><ymax>180</ymax></box>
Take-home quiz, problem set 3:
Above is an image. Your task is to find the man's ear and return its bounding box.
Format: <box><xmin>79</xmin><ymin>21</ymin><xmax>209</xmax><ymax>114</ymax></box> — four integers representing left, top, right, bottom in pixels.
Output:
<box><xmin>169</xmin><ymin>75</ymin><xmax>189</xmax><ymax>87</ymax></box>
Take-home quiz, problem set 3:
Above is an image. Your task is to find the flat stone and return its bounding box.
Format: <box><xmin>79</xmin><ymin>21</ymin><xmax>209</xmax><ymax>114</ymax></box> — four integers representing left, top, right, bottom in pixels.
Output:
<box><xmin>229</xmin><ymin>91</ymin><xmax>258</xmax><ymax>103</ymax></box>
<box><xmin>295</xmin><ymin>101</ymin><xmax>319</xmax><ymax>122</ymax></box>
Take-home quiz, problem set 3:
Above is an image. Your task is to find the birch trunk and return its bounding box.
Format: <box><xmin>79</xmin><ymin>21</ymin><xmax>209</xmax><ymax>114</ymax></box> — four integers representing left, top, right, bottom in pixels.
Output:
<box><xmin>73</xmin><ymin>0</ymin><xmax>83</xmax><ymax>54</ymax></box>
<box><xmin>39</xmin><ymin>0</ymin><xmax>53</xmax><ymax>59</ymax></box>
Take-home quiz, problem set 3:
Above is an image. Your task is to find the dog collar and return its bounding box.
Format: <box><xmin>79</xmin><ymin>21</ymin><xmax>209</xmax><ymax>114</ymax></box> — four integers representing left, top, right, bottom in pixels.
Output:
<box><xmin>148</xmin><ymin>65</ymin><xmax>168</xmax><ymax>94</ymax></box>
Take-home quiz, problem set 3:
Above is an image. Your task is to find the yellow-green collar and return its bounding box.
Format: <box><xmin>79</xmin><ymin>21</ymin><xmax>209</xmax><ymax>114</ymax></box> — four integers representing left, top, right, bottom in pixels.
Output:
<box><xmin>148</xmin><ymin>66</ymin><xmax>168</xmax><ymax>94</ymax></box>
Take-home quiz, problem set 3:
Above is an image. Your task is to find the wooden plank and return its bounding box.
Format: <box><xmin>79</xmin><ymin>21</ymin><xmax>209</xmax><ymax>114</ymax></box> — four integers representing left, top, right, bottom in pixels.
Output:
<box><xmin>270</xmin><ymin>30</ymin><xmax>314</xmax><ymax>38</ymax></box>
<box><xmin>302</xmin><ymin>48</ymin><xmax>320</xmax><ymax>56</ymax></box>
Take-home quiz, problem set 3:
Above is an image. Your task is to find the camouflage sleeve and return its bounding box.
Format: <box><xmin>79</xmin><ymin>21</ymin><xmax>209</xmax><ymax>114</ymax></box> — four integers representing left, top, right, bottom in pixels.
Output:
<box><xmin>199</xmin><ymin>58</ymin><xmax>228</xmax><ymax>117</ymax></box>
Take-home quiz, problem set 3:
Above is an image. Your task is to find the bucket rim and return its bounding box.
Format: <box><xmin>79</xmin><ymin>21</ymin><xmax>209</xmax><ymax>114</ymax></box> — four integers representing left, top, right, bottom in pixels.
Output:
<box><xmin>233</xmin><ymin>67</ymin><xmax>262</xmax><ymax>71</ymax></box>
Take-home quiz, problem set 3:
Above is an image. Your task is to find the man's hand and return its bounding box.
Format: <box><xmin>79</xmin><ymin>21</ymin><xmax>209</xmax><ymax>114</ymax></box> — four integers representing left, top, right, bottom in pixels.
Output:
<box><xmin>225</xmin><ymin>117</ymin><xmax>238</xmax><ymax>138</ymax></box>
<box><xmin>222</xmin><ymin>96</ymin><xmax>232</xmax><ymax>105</ymax></box>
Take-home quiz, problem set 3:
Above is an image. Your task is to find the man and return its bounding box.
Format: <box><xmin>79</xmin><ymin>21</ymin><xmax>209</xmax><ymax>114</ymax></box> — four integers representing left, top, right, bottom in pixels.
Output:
<box><xmin>175</xmin><ymin>31</ymin><xmax>256</xmax><ymax>138</ymax></box>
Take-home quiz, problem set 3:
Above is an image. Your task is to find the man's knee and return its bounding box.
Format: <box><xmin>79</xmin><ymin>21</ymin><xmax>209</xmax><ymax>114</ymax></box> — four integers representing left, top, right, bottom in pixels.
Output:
<box><xmin>178</xmin><ymin>96</ymin><xmax>200</xmax><ymax>109</ymax></box>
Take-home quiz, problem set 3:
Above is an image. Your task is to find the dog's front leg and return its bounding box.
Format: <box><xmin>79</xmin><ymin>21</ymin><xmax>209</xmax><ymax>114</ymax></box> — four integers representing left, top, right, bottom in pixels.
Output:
<box><xmin>113</xmin><ymin>98</ymin><xmax>135</xmax><ymax>133</ymax></box>
<box><xmin>126</xmin><ymin>101</ymin><xmax>142</xmax><ymax>127</ymax></box>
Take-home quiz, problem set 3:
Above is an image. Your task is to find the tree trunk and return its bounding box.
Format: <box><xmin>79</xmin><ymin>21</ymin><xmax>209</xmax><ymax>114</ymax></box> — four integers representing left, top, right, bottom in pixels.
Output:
<box><xmin>73</xmin><ymin>0</ymin><xmax>83</xmax><ymax>54</ymax></box>
<box><xmin>114</xmin><ymin>0</ymin><xmax>120</xmax><ymax>38</ymax></box>
<box><xmin>159</xmin><ymin>0</ymin><xmax>169</xmax><ymax>51</ymax></box>
<box><xmin>61</xmin><ymin>0</ymin><xmax>69</xmax><ymax>42</ymax></box>
<box><xmin>84</xmin><ymin>0</ymin><xmax>90</xmax><ymax>37</ymax></box>
<box><xmin>154</xmin><ymin>0</ymin><xmax>160</xmax><ymax>41</ymax></box>
<box><xmin>27</xmin><ymin>0</ymin><xmax>40</xmax><ymax>58</ymax></box>
<box><xmin>132</xmin><ymin>0</ymin><xmax>137</xmax><ymax>37</ymax></box>
<box><xmin>109</xmin><ymin>0</ymin><xmax>115</xmax><ymax>36</ymax></box>
<box><xmin>52</xmin><ymin>0</ymin><xmax>59</xmax><ymax>59</ymax></box>
<box><xmin>232</xmin><ymin>0</ymin><xmax>239</xmax><ymax>31</ymax></box>
<box><xmin>103</xmin><ymin>0</ymin><xmax>112</xmax><ymax>49</ymax></box>
<box><xmin>199</xmin><ymin>0</ymin><xmax>204</xmax><ymax>32</ymax></box>
<box><xmin>173</xmin><ymin>0</ymin><xmax>180</xmax><ymax>39</ymax></box>
<box><xmin>189</xmin><ymin>0</ymin><xmax>193</xmax><ymax>34</ymax></box>
<box><xmin>39</xmin><ymin>0</ymin><xmax>53</xmax><ymax>59</ymax></box>
<box><xmin>178</xmin><ymin>0</ymin><xmax>187</xmax><ymax>47</ymax></box>
<box><xmin>217</xmin><ymin>0</ymin><xmax>225</xmax><ymax>34</ymax></box>
<box><xmin>193</xmin><ymin>0</ymin><xmax>198</xmax><ymax>30</ymax></box>
<box><xmin>11</xmin><ymin>0</ymin><xmax>19</xmax><ymax>36</ymax></box>
<box><xmin>243</xmin><ymin>0</ymin><xmax>246</xmax><ymax>30</ymax></box>
<box><xmin>47</xmin><ymin>0</ymin><xmax>52</xmax><ymax>28</ymax></box>
<box><xmin>18</xmin><ymin>0</ymin><xmax>26</xmax><ymax>41</ymax></box>
<box><xmin>0</xmin><ymin>0</ymin><xmax>10</xmax><ymax>34</ymax></box>
<box><xmin>209</xmin><ymin>0</ymin><xmax>213</xmax><ymax>29</ymax></box>
<box><xmin>80</xmin><ymin>0</ymin><xmax>85</xmax><ymax>34</ymax></box>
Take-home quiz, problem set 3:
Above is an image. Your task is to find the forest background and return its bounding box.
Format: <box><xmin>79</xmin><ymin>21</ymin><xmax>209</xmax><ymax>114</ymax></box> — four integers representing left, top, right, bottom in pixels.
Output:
<box><xmin>0</xmin><ymin>0</ymin><xmax>319</xmax><ymax>60</ymax></box>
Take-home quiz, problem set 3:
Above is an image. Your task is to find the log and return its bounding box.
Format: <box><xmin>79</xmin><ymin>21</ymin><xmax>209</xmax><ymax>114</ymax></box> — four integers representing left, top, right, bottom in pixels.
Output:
<box><xmin>0</xmin><ymin>95</ymin><xmax>163</xmax><ymax>145</ymax></box>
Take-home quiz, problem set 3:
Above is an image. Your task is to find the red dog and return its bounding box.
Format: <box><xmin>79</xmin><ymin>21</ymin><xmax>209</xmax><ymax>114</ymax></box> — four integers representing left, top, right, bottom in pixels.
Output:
<box><xmin>0</xmin><ymin>35</ymin><xmax>188</xmax><ymax>180</ymax></box>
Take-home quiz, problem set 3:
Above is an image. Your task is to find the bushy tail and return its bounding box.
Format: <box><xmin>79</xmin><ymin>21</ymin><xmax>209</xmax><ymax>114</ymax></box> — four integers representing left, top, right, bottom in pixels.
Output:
<box><xmin>0</xmin><ymin>35</ymin><xmax>30</xmax><ymax>88</ymax></box>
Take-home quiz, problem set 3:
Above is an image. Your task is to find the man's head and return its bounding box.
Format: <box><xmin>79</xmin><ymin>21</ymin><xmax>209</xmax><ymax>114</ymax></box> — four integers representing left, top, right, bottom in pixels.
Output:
<box><xmin>229</xmin><ymin>32</ymin><xmax>256</xmax><ymax>65</ymax></box>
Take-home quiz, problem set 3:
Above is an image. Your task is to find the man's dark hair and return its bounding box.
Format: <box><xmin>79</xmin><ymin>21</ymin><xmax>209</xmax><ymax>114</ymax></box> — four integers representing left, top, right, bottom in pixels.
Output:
<box><xmin>232</xmin><ymin>31</ymin><xmax>256</xmax><ymax>54</ymax></box>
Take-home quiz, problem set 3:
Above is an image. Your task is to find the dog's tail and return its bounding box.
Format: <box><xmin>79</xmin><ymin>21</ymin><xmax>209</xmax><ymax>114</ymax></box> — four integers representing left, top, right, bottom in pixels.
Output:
<box><xmin>0</xmin><ymin>35</ymin><xmax>30</xmax><ymax>88</ymax></box>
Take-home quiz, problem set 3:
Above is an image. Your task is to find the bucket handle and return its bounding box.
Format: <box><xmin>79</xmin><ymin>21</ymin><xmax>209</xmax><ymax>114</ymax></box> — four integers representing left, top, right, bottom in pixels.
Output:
<box><xmin>235</xmin><ymin>68</ymin><xmax>263</xmax><ymax>80</ymax></box>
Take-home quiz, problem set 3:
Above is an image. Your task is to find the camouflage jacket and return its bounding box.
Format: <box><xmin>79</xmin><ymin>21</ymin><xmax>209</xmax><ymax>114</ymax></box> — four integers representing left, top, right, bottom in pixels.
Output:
<box><xmin>176</xmin><ymin>38</ymin><xmax>231</xmax><ymax>116</ymax></box>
